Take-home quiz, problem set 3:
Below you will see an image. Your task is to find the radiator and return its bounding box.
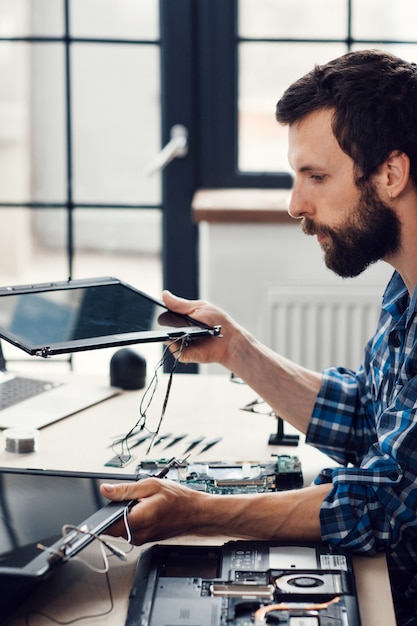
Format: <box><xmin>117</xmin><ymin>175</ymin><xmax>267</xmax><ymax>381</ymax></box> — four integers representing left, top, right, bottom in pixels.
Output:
<box><xmin>262</xmin><ymin>284</ymin><xmax>383</xmax><ymax>372</ymax></box>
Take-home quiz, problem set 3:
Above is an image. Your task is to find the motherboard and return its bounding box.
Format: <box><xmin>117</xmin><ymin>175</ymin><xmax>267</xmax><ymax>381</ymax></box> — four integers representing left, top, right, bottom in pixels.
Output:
<box><xmin>135</xmin><ymin>455</ymin><xmax>303</xmax><ymax>493</ymax></box>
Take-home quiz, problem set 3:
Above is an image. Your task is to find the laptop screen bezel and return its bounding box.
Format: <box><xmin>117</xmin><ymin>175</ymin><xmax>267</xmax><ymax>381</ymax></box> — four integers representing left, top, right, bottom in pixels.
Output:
<box><xmin>0</xmin><ymin>277</ymin><xmax>221</xmax><ymax>357</ymax></box>
<box><xmin>0</xmin><ymin>466</ymin><xmax>137</xmax><ymax>579</ymax></box>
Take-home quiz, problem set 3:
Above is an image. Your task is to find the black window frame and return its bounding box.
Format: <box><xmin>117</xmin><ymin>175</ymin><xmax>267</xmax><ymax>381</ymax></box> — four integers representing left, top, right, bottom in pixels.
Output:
<box><xmin>1</xmin><ymin>0</ymin><xmax>417</xmax><ymax>375</ymax></box>
<box><xmin>194</xmin><ymin>0</ymin><xmax>417</xmax><ymax>190</ymax></box>
<box><xmin>0</xmin><ymin>0</ymin><xmax>162</xmax><ymax>281</ymax></box>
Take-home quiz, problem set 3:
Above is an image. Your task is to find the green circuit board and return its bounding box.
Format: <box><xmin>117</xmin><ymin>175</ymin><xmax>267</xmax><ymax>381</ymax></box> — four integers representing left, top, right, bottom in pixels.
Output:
<box><xmin>135</xmin><ymin>455</ymin><xmax>303</xmax><ymax>493</ymax></box>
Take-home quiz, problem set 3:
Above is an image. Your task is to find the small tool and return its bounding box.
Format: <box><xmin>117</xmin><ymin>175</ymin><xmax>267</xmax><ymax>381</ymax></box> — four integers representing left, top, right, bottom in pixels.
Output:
<box><xmin>199</xmin><ymin>437</ymin><xmax>222</xmax><ymax>453</ymax></box>
<box><xmin>163</xmin><ymin>433</ymin><xmax>188</xmax><ymax>449</ymax></box>
<box><xmin>154</xmin><ymin>455</ymin><xmax>190</xmax><ymax>479</ymax></box>
<box><xmin>129</xmin><ymin>433</ymin><xmax>152</xmax><ymax>449</ymax></box>
<box><xmin>183</xmin><ymin>435</ymin><xmax>205</xmax><ymax>454</ymax></box>
<box><xmin>152</xmin><ymin>433</ymin><xmax>172</xmax><ymax>446</ymax></box>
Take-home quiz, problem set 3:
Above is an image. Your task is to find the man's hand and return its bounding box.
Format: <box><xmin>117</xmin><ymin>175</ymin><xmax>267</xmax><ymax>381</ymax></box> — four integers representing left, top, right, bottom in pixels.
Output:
<box><xmin>162</xmin><ymin>289</ymin><xmax>322</xmax><ymax>436</ymax></box>
<box><xmin>100</xmin><ymin>478</ymin><xmax>328</xmax><ymax>546</ymax></box>
<box><xmin>162</xmin><ymin>290</ymin><xmax>239</xmax><ymax>368</ymax></box>
<box><xmin>100</xmin><ymin>477</ymin><xmax>209</xmax><ymax>543</ymax></box>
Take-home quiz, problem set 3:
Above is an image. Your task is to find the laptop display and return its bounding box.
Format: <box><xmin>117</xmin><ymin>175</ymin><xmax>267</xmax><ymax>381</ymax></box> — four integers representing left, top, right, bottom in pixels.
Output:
<box><xmin>0</xmin><ymin>277</ymin><xmax>221</xmax><ymax>357</ymax></box>
<box><xmin>0</xmin><ymin>467</ymin><xmax>135</xmax><ymax>579</ymax></box>
<box><xmin>0</xmin><ymin>467</ymin><xmax>136</xmax><ymax>620</ymax></box>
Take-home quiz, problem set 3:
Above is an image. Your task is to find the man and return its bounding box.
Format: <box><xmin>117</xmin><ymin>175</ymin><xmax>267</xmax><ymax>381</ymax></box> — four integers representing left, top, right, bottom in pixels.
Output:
<box><xmin>101</xmin><ymin>49</ymin><xmax>417</xmax><ymax>625</ymax></box>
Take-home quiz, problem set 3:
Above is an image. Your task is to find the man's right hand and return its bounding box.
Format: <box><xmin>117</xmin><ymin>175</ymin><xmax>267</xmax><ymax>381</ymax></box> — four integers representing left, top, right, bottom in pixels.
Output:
<box><xmin>162</xmin><ymin>290</ymin><xmax>240</xmax><ymax>368</ymax></box>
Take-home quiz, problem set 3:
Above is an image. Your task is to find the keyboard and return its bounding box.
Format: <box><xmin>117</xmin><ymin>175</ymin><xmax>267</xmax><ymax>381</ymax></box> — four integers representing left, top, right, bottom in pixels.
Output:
<box><xmin>0</xmin><ymin>376</ymin><xmax>62</xmax><ymax>411</ymax></box>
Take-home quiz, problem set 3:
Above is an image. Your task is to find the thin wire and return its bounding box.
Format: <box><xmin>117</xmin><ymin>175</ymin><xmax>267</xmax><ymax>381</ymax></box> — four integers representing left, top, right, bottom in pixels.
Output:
<box><xmin>61</xmin><ymin>525</ymin><xmax>123</xmax><ymax>569</ymax></box>
<box><xmin>25</xmin><ymin>547</ymin><xmax>114</xmax><ymax>626</ymax></box>
<box><xmin>28</xmin><ymin>504</ymin><xmax>134</xmax><ymax>624</ymax></box>
<box><xmin>25</xmin><ymin>570</ymin><xmax>114</xmax><ymax>625</ymax></box>
<box><xmin>37</xmin><ymin>539</ymin><xmax>110</xmax><ymax>573</ymax></box>
<box><xmin>123</xmin><ymin>504</ymin><xmax>134</xmax><ymax>545</ymax></box>
<box><xmin>110</xmin><ymin>341</ymin><xmax>173</xmax><ymax>462</ymax></box>
<box><xmin>145</xmin><ymin>336</ymin><xmax>187</xmax><ymax>454</ymax></box>
<box><xmin>111</xmin><ymin>335</ymin><xmax>189</xmax><ymax>463</ymax></box>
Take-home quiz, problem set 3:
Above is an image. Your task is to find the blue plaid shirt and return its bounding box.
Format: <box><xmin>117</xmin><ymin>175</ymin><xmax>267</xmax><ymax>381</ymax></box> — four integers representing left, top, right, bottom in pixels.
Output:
<box><xmin>307</xmin><ymin>271</ymin><xmax>417</xmax><ymax>626</ymax></box>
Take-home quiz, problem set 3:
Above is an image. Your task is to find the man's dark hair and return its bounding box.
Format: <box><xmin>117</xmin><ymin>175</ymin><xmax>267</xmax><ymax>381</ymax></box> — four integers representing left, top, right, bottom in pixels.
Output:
<box><xmin>276</xmin><ymin>49</ymin><xmax>417</xmax><ymax>185</ymax></box>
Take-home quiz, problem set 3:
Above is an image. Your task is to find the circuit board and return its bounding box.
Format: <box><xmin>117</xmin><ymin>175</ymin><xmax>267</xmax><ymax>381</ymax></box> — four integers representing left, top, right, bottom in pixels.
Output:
<box><xmin>135</xmin><ymin>455</ymin><xmax>303</xmax><ymax>493</ymax></box>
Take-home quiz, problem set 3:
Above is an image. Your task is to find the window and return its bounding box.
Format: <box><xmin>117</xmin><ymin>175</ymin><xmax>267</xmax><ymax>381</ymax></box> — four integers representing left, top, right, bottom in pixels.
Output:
<box><xmin>237</xmin><ymin>0</ymin><xmax>417</xmax><ymax>175</ymax></box>
<box><xmin>1</xmin><ymin>0</ymin><xmax>416</xmax><ymax>374</ymax></box>
<box><xmin>0</xmin><ymin>0</ymin><xmax>163</xmax><ymax>372</ymax></box>
<box><xmin>0</xmin><ymin>0</ymin><xmax>162</xmax><ymax>285</ymax></box>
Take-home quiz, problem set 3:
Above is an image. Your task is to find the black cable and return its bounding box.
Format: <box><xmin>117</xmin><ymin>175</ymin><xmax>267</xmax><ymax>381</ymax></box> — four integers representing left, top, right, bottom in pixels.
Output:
<box><xmin>145</xmin><ymin>336</ymin><xmax>186</xmax><ymax>454</ymax></box>
<box><xmin>25</xmin><ymin>569</ymin><xmax>114</xmax><ymax>625</ymax></box>
<box><xmin>111</xmin><ymin>335</ymin><xmax>189</xmax><ymax>463</ymax></box>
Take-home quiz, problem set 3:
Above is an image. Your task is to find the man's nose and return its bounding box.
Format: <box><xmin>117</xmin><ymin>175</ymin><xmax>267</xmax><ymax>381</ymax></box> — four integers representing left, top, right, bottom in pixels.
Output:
<box><xmin>288</xmin><ymin>184</ymin><xmax>312</xmax><ymax>219</ymax></box>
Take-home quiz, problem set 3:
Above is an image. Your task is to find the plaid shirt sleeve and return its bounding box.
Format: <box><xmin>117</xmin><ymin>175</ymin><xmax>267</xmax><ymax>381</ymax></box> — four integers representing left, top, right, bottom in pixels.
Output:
<box><xmin>306</xmin><ymin>275</ymin><xmax>417</xmax><ymax>559</ymax></box>
<box><xmin>305</xmin><ymin>274</ymin><xmax>417</xmax><ymax>624</ymax></box>
<box><xmin>307</xmin><ymin>359</ymin><xmax>417</xmax><ymax>556</ymax></box>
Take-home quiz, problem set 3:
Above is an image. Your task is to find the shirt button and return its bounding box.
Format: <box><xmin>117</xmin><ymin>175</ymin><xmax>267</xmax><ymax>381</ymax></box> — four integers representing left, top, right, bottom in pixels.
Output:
<box><xmin>393</xmin><ymin>334</ymin><xmax>401</xmax><ymax>348</ymax></box>
<box><xmin>389</xmin><ymin>471</ymin><xmax>399</xmax><ymax>481</ymax></box>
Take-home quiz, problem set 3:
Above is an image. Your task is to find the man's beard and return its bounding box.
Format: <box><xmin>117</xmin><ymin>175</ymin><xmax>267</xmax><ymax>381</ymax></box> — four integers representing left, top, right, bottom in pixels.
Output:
<box><xmin>301</xmin><ymin>182</ymin><xmax>402</xmax><ymax>278</ymax></box>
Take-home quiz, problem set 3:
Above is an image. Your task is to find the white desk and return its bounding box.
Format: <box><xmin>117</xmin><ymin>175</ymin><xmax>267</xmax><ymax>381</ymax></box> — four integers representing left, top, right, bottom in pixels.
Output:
<box><xmin>0</xmin><ymin>373</ymin><xmax>333</xmax><ymax>485</ymax></box>
<box><xmin>2</xmin><ymin>373</ymin><xmax>396</xmax><ymax>625</ymax></box>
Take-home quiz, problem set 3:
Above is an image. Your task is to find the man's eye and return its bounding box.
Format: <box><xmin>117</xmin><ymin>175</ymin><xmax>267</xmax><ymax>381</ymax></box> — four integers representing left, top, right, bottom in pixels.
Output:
<box><xmin>310</xmin><ymin>174</ymin><xmax>325</xmax><ymax>182</ymax></box>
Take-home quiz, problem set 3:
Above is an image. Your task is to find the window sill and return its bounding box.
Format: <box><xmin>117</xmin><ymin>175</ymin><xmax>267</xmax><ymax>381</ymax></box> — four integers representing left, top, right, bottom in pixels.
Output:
<box><xmin>192</xmin><ymin>188</ymin><xmax>293</xmax><ymax>224</ymax></box>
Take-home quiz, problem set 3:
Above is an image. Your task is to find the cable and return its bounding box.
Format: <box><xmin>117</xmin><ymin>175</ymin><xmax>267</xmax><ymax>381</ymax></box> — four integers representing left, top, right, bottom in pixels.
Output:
<box><xmin>111</xmin><ymin>335</ymin><xmax>189</xmax><ymax>464</ymax></box>
<box><xmin>24</xmin><ymin>570</ymin><xmax>114</xmax><ymax>625</ymax></box>
<box><xmin>145</xmin><ymin>335</ymin><xmax>187</xmax><ymax>454</ymax></box>
<box><xmin>61</xmin><ymin>524</ymin><xmax>127</xmax><ymax>564</ymax></box>
<box><xmin>123</xmin><ymin>503</ymin><xmax>134</xmax><ymax>545</ymax></box>
<box><xmin>29</xmin><ymin>505</ymin><xmax>134</xmax><ymax>625</ymax></box>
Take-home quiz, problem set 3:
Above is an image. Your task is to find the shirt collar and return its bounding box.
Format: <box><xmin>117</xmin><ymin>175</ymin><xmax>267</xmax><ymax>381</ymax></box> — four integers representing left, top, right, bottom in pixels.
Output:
<box><xmin>382</xmin><ymin>270</ymin><xmax>417</xmax><ymax>325</ymax></box>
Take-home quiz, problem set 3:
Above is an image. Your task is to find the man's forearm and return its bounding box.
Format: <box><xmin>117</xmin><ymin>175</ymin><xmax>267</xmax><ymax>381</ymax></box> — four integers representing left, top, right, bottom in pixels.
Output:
<box><xmin>191</xmin><ymin>482</ymin><xmax>332</xmax><ymax>542</ymax></box>
<box><xmin>101</xmin><ymin>478</ymin><xmax>332</xmax><ymax>546</ymax></box>
<box><xmin>223</xmin><ymin>327</ymin><xmax>323</xmax><ymax>435</ymax></box>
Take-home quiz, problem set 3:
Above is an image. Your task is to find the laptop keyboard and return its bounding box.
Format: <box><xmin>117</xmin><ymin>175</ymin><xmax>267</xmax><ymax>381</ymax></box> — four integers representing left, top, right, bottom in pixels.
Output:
<box><xmin>0</xmin><ymin>376</ymin><xmax>62</xmax><ymax>411</ymax></box>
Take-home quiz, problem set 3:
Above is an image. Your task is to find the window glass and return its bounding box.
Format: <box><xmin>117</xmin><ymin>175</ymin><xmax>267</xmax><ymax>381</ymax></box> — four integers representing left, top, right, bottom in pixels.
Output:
<box><xmin>70</xmin><ymin>0</ymin><xmax>159</xmax><ymax>40</ymax></box>
<box><xmin>0</xmin><ymin>0</ymin><xmax>162</xmax><ymax>305</ymax></box>
<box><xmin>0</xmin><ymin>0</ymin><xmax>63</xmax><ymax>37</ymax></box>
<box><xmin>30</xmin><ymin>208</ymin><xmax>71</xmax><ymax>278</ymax></box>
<box><xmin>32</xmin><ymin>208</ymin><xmax>161</xmax><ymax>269</ymax></box>
<box><xmin>352</xmin><ymin>0</ymin><xmax>417</xmax><ymax>40</ymax></box>
<box><xmin>72</xmin><ymin>209</ymin><xmax>161</xmax><ymax>264</ymax></box>
<box><xmin>0</xmin><ymin>40</ymin><xmax>65</xmax><ymax>205</ymax></box>
<box><xmin>351</xmin><ymin>42</ymin><xmax>417</xmax><ymax>64</ymax></box>
<box><xmin>71</xmin><ymin>43</ymin><xmax>160</xmax><ymax>205</ymax></box>
<box><xmin>238</xmin><ymin>42</ymin><xmax>345</xmax><ymax>172</ymax></box>
<box><xmin>31</xmin><ymin>43</ymin><xmax>67</xmax><ymax>203</ymax></box>
<box><xmin>0</xmin><ymin>41</ymin><xmax>31</xmax><ymax>203</ymax></box>
<box><xmin>239</xmin><ymin>0</ymin><xmax>347</xmax><ymax>39</ymax></box>
<box><xmin>238</xmin><ymin>0</ymin><xmax>417</xmax><ymax>174</ymax></box>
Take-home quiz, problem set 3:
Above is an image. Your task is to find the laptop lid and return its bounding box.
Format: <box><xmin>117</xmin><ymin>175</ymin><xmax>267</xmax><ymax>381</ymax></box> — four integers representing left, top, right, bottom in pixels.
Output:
<box><xmin>0</xmin><ymin>277</ymin><xmax>221</xmax><ymax>357</ymax></box>
<box><xmin>0</xmin><ymin>467</ymin><xmax>136</xmax><ymax>580</ymax></box>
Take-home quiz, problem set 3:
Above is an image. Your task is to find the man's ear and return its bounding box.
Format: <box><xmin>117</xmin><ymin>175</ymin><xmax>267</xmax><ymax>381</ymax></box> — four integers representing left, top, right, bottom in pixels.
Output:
<box><xmin>382</xmin><ymin>150</ymin><xmax>410</xmax><ymax>200</ymax></box>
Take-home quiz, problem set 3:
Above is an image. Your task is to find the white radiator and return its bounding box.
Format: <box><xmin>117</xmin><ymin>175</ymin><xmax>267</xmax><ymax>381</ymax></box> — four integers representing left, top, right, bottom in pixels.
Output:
<box><xmin>262</xmin><ymin>284</ymin><xmax>383</xmax><ymax>372</ymax></box>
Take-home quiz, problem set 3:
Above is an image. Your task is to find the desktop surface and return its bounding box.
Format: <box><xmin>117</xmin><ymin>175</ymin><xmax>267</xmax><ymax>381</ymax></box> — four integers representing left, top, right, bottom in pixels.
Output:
<box><xmin>0</xmin><ymin>372</ymin><xmax>396</xmax><ymax>626</ymax></box>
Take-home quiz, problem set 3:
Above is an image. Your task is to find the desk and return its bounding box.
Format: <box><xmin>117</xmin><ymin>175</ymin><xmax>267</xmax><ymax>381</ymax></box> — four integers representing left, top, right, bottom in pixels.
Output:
<box><xmin>0</xmin><ymin>373</ymin><xmax>332</xmax><ymax>484</ymax></box>
<box><xmin>2</xmin><ymin>373</ymin><xmax>396</xmax><ymax>625</ymax></box>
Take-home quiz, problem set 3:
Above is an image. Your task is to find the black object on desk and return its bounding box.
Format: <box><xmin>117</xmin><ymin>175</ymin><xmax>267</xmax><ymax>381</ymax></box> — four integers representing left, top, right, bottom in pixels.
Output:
<box><xmin>240</xmin><ymin>398</ymin><xmax>299</xmax><ymax>447</ymax></box>
<box><xmin>269</xmin><ymin>416</ymin><xmax>299</xmax><ymax>446</ymax></box>
<box><xmin>110</xmin><ymin>348</ymin><xmax>147</xmax><ymax>390</ymax></box>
